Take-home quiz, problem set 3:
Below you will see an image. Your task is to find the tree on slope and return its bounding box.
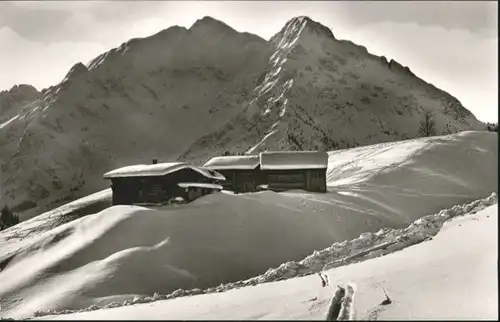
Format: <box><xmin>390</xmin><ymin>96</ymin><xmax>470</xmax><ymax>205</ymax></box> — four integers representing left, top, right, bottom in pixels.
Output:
<box><xmin>486</xmin><ymin>122</ymin><xmax>498</xmax><ymax>132</ymax></box>
<box><xmin>0</xmin><ymin>205</ymin><xmax>19</xmax><ymax>230</ymax></box>
<box><xmin>419</xmin><ymin>111</ymin><xmax>437</xmax><ymax>137</ymax></box>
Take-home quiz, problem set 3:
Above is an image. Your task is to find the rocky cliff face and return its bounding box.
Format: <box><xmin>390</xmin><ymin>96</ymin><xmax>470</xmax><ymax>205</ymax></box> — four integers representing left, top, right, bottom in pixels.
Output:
<box><xmin>1</xmin><ymin>84</ymin><xmax>42</xmax><ymax>201</ymax></box>
<box><xmin>0</xmin><ymin>16</ymin><xmax>484</xmax><ymax>220</ymax></box>
<box><xmin>180</xmin><ymin>17</ymin><xmax>483</xmax><ymax>162</ymax></box>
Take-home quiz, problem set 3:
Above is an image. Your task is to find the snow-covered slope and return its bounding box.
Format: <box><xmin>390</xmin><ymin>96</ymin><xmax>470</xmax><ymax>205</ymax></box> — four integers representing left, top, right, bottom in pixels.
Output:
<box><xmin>0</xmin><ymin>189</ymin><xmax>112</xmax><ymax>259</ymax></box>
<box><xmin>0</xmin><ymin>15</ymin><xmax>487</xmax><ymax>222</ymax></box>
<box><xmin>37</xmin><ymin>200</ymin><xmax>497</xmax><ymax>320</ymax></box>
<box><xmin>324</xmin><ymin>130</ymin><xmax>498</xmax><ymax>222</ymax></box>
<box><xmin>271</xmin><ymin>131</ymin><xmax>497</xmax><ymax>230</ymax></box>
<box><xmin>0</xmin><ymin>131</ymin><xmax>496</xmax><ymax>318</ymax></box>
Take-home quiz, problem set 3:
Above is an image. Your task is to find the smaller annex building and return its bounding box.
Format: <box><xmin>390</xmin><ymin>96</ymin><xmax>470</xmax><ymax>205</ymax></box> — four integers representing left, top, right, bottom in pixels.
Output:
<box><xmin>260</xmin><ymin>151</ymin><xmax>328</xmax><ymax>192</ymax></box>
<box><xmin>203</xmin><ymin>151</ymin><xmax>328</xmax><ymax>193</ymax></box>
<box><xmin>103</xmin><ymin>160</ymin><xmax>225</xmax><ymax>205</ymax></box>
<box><xmin>203</xmin><ymin>155</ymin><xmax>261</xmax><ymax>193</ymax></box>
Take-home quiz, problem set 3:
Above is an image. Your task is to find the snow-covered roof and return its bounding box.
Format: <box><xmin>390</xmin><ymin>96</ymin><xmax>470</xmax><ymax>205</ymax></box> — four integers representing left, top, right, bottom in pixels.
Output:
<box><xmin>203</xmin><ymin>155</ymin><xmax>260</xmax><ymax>170</ymax></box>
<box><xmin>103</xmin><ymin>162</ymin><xmax>225</xmax><ymax>181</ymax></box>
<box><xmin>178</xmin><ymin>182</ymin><xmax>223</xmax><ymax>190</ymax></box>
<box><xmin>259</xmin><ymin>151</ymin><xmax>328</xmax><ymax>170</ymax></box>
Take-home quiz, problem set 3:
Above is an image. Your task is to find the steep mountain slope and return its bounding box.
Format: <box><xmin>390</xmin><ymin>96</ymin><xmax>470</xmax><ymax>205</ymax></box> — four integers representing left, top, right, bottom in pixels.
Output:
<box><xmin>0</xmin><ymin>85</ymin><xmax>43</xmax><ymax>206</ymax></box>
<box><xmin>0</xmin><ymin>85</ymin><xmax>40</xmax><ymax>120</ymax></box>
<box><xmin>180</xmin><ymin>17</ymin><xmax>484</xmax><ymax>162</ymax></box>
<box><xmin>0</xmin><ymin>17</ymin><xmax>270</xmax><ymax>220</ymax></box>
<box><xmin>0</xmin><ymin>16</ymin><xmax>485</xmax><ymax>221</ymax></box>
<box><xmin>0</xmin><ymin>84</ymin><xmax>41</xmax><ymax>162</ymax></box>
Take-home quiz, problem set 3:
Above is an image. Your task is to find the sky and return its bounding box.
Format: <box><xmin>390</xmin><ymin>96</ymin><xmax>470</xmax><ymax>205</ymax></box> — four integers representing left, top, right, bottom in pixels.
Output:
<box><xmin>0</xmin><ymin>1</ymin><xmax>497</xmax><ymax>122</ymax></box>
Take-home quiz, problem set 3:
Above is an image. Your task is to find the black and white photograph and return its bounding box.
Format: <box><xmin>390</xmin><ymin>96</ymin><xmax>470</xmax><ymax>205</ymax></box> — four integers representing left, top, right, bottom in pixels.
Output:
<box><xmin>0</xmin><ymin>1</ymin><xmax>497</xmax><ymax>319</ymax></box>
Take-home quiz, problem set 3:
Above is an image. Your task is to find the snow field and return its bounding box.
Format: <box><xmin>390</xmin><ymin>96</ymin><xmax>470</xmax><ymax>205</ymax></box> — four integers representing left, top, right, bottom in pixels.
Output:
<box><xmin>0</xmin><ymin>131</ymin><xmax>496</xmax><ymax>319</ymax></box>
<box><xmin>30</xmin><ymin>192</ymin><xmax>497</xmax><ymax>319</ymax></box>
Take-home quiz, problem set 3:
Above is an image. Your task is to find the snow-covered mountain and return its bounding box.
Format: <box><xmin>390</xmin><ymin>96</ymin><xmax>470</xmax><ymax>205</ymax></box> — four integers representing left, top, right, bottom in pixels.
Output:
<box><xmin>0</xmin><ymin>16</ymin><xmax>485</xmax><ymax>220</ymax></box>
<box><xmin>0</xmin><ymin>17</ymin><xmax>269</xmax><ymax>220</ymax></box>
<box><xmin>181</xmin><ymin>17</ymin><xmax>484</xmax><ymax>161</ymax></box>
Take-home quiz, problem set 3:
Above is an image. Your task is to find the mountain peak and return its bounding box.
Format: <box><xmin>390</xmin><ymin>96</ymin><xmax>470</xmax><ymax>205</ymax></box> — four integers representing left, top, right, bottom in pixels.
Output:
<box><xmin>288</xmin><ymin>16</ymin><xmax>336</xmax><ymax>39</ymax></box>
<box><xmin>1</xmin><ymin>84</ymin><xmax>39</xmax><ymax>99</ymax></box>
<box><xmin>388</xmin><ymin>59</ymin><xmax>415</xmax><ymax>77</ymax></box>
<box><xmin>0</xmin><ymin>84</ymin><xmax>40</xmax><ymax>115</ymax></box>
<box><xmin>63</xmin><ymin>62</ymin><xmax>88</xmax><ymax>82</ymax></box>
<box><xmin>190</xmin><ymin>16</ymin><xmax>234</xmax><ymax>31</ymax></box>
<box><xmin>7</xmin><ymin>84</ymin><xmax>39</xmax><ymax>94</ymax></box>
<box><xmin>270</xmin><ymin>16</ymin><xmax>336</xmax><ymax>46</ymax></box>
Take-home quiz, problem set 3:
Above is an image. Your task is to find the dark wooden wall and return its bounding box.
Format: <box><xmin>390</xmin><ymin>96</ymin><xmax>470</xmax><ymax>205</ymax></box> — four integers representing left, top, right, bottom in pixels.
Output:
<box><xmin>216</xmin><ymin>170</ymin><xmax>236</xmax><ymax>191</ymax></box>
<box><xmin>110</xmin><ymin>167</ymin><xmax>327</xmax><ymax>205</ymax></box>
<box><xmin>110</xmin><ymin>168</ymin><xmax>220</xmax><ymax>205</ymax></box>
<box><xmin>262</xmin><ymin>168</ymin><xmax>327</xmax><ymax>193</ymax></box>
<box><xmin>212</xmin><ymin>168</ymin><xmax>261</xmax><ymax>193</ymax></box>
<box><xmin>307</xmin><ymin>169</ymin><xmax>327</xmax><ymax>193</ymax></box>
<box><xmin>263</xmin><ymin>169</ymin><xmax>306</xmax><ymax>192</ymax></box>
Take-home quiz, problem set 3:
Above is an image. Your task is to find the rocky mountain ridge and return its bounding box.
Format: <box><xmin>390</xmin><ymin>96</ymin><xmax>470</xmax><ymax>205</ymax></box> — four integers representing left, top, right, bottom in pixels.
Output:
<box><xmin>0</xmin><ymin>16</ymin><xmax>485</xmax><ymax>220</ymax></box>
<box><xmin>180</xmin><ymin>17</ymin><xmax>481</xmax><ymax>162</ymax></box>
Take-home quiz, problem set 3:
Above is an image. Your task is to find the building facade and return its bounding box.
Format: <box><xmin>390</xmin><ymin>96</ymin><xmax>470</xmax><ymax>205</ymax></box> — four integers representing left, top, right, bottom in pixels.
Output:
<box><xmin>203</xmin><ymin>155</ymin><xmax>261</xmax><ymax>193</ymax></box>
<box><xmin>103</xmin><ymin>161</ymin><xmax>225</xmax><ymax>205</ymax></box>
<box><xmin>203</xmin><ymin>151</ymin><xmax>329</xmax><ymax>193</ymax></box>
<box><xmin>259</xmin><ymin>151</ymin><xmax>328</xmax><ymax>193</ymax></box>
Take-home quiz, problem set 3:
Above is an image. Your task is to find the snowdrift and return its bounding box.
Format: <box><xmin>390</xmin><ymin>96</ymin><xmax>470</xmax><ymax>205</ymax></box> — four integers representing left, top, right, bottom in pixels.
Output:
<box><xmin>0</xmin><ymin>131</ymin><xmax>496</xmax><ymax>318</ymax></box>
<box><xmin>0</xmin><ymin>193</ymin><xmax>348</xmax><ymax>315</ymax></box>
<box><xmin>320</xmin><ymin>130</ymin><xmax>497</xmax><ymax>223</ymax></box>
<box><xmin>0</xmin><ymin>189</ymin><xmax>112</xmax><ymax>260</ymax></box>
<box><xmin>38</xmin><ymin>193</ymin><xmax>498</xmax><ymax>320</ymax></box>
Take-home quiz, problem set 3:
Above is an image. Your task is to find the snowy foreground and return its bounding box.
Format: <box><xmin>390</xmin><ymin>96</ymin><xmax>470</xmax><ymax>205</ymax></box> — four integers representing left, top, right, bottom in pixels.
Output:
<box><xmin>39</xmin><ymin>195</ymin><xmax>498</xmax><ymax>320</ymax></box>
<box><xmin>0</xmin><ymin>131</ymin><xmax>497</xmax><ymax>318</ymax></box>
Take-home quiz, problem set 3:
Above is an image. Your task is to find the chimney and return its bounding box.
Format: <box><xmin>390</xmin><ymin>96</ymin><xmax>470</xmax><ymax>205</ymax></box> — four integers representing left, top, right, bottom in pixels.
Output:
<box><xmin>152</xmin><ymin>159</ymin><xmax>158</xmax><ymax>164</ymax></box>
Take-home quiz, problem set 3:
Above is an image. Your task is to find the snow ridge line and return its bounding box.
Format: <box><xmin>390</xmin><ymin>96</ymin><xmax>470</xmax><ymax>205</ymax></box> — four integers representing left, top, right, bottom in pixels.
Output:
<box><xmin>32</xmin><ymin>192</ymin><xmax>498</xmax><ymax>318</ymax></box>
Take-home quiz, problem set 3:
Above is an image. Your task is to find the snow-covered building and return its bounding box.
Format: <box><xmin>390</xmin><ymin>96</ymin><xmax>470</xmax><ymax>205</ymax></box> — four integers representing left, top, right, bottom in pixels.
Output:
<box><xmin>103</xmin><ymin>160</ymin><xmax>225</xmax><ymax>205</ymax></box>
<box><xmin>204</xmin><ymin>151</ymin><xmax>328</xmax><ymax>193</ymax></box>
<box><xmin>203</xmin><ymin>155</ymin><xmax>261</xmax><ymax>192</ymax></box>
<box><xmin>259</xmin><ymin>151</ymin><xmax>328</xmax><ymax>192</ymax></box>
